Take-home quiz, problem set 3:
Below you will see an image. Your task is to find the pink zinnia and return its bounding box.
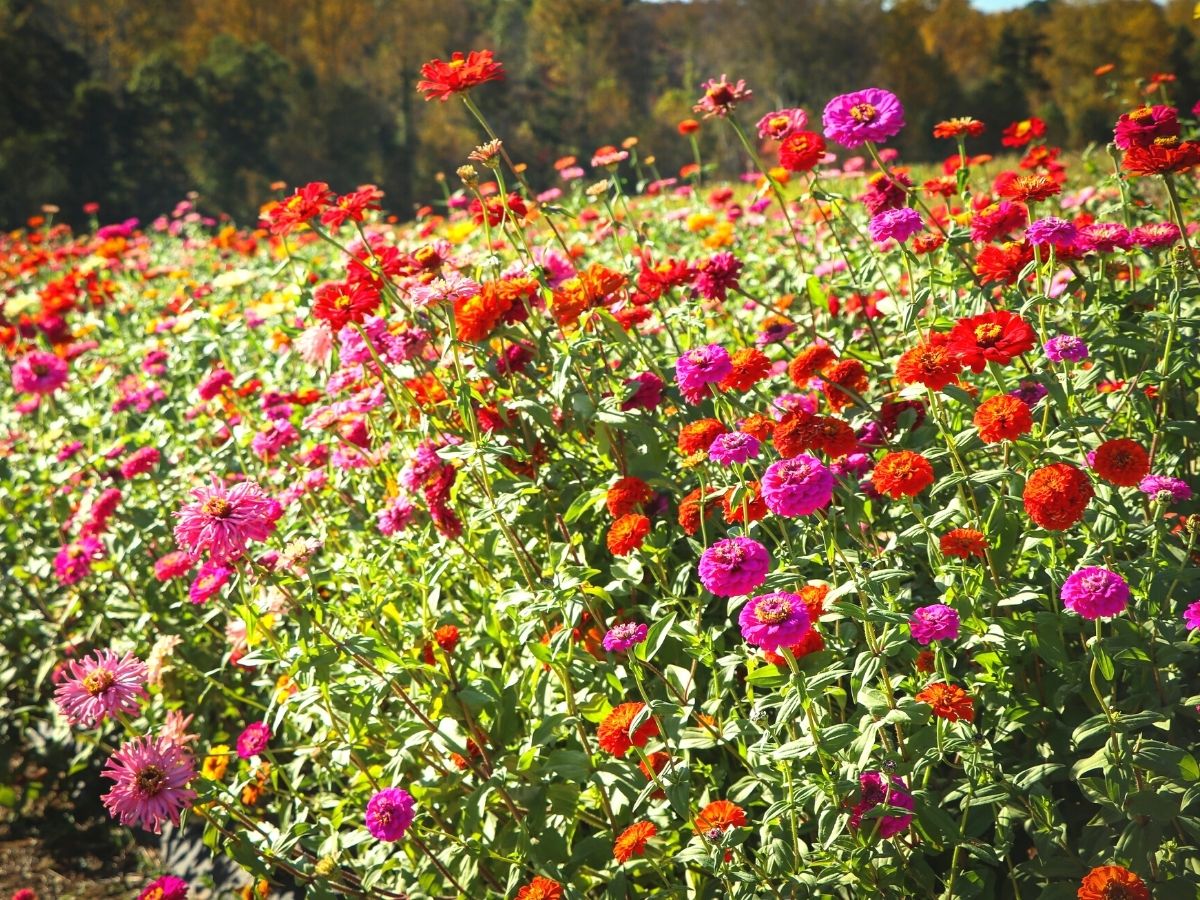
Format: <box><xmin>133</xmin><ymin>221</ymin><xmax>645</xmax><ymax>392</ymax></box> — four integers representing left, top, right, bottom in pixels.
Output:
<box><xmin>173</xmin><ymin>478</ymin><xmax>276</xmax><ymax>562</ymax></box>
<box><xmin>761</xmin><ymin>455</ymin><xmax>835</xmax><ymax>517</ymax></box>
<box><xmin>698</xmin><ymin>537</ymin><xmax>770</xmax><ymax>597</ymax></box>
<box><xmin>1060</xmin><ymin>566</ymin><xmax>1130</xmax><ymax>620</ymax></box>
<box><xmin>236</xmin><ymin>720</ymin><xmax>272</xmax><ymax>759</ymax></box>
<box><xmin>1113</xmin><ymin>105</ymin><xmax>1179</xmax><ymax>150</ymax></box>
<box><xmin>675</xmin><ymin>344</ymin><xmax>732</xmax><ymax>404</ymax></box>
<box><xmin>138</xmin><ymin>875</ymin><xmax>189</xmax><ymax>900</ymax></box>
<box><xmin>602</xmin><ymin>622</ymin><xmax>649</xmax><ymax>653</ymax></box>
<box><xmin>909</xmin><ymin>604</ymin><xmax>960</xmax><ymax>645</ymax></box>
<box><xmin>756</xmin><ymin>107</ymin><xmax>808</xmax><ymax>141</ymax></box>
<box><xmin>738</xmin><ymin>592</ymin><xmax>811</xmax><ymax>651</ymax></box>
<box><xmin>822</xmin><ymin>89</ymin><xmax>905</xmax><ymax>148</ymax></box>
<box><xmin>622</xmin><ymin>371</ymin><xmax>664</xmax><ymax>412</ymax></box>
<box><xmin>12</xmin><ymin>350</ymin><xmax>68</xmax><ymax>395</ymax></box>
<box><xmin>153</xmin><ymin>550</ymin><xmax>195</xmax><ymax>582</ymax></box>
<box><xmin>196</xmin><ymin>367</ymin><xmax>233</xmax><ymax>400</ymax></box>
<box><xmin>708</xmin><ymin>431</ymin><xmax>760</xmax><ymax>466</ymax></box>
<box><xmin>120</xmin><ymin>447</ymin><xmax>161</xmax><ymax>479</ymax></box>
<box><xmin>849</xmin><ymin>771</ymin><xmax>914</xmax><ymax>838</ymax></box>
<box><xmin>365</xmin><ymin>787</ymin><xmax>416</xmax><ymax>841</ymax></box>
<box><xmin>54</xmin><ymin>649</ymin><xmax>147</xmax><ymax>727</ymax></box>
<box><xmin>101</xmin><ymin>736</ymin><xmax>197</xmax><ymax>833</ymax></box>
<box><xmin>693</xmin><ymin>75</ymin><xmax>752</xmax><ymax>118</ymax></box>
<box><xmin>54</xmin><ymin>536</ymin><xmax>104</xmax><ymax>585</ymax></box>
<box><xmin>188</xmin><ymin>559</ymin><xmax>232</xmax><ymax>604</ymax></box>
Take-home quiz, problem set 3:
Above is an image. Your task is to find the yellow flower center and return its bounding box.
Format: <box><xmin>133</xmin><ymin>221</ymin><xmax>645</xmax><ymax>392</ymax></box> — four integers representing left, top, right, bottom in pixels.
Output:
<box><xmin>82</xmin><ymin>668</ymin><xmax>114</xmax><ymax>696</ymax></box>
<box><xmin>202</xmin><ymin>497</ymin><xmax>233</xmax><ymax>518</ymax></box>
<box><xmin>849</xmin><ymin>103</ymin><xmax>877</xmax><ymax>123</ymax></box>
<box><xmin>974</xmin><ymin>323</ymin><xmax>1002</xmax><ymax>344</ymax></box>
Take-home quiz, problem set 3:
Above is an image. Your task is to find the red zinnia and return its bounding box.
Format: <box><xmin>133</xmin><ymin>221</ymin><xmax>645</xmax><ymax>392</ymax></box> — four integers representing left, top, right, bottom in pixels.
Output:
<box><xmin>417</xmin><ymin>50</ymin><xmax>505</xmax><ymax>102</ymax></box>
<box><xmin>597</xmin><ymin>702</ymin><xmax>658</xmax><ymax>756</ymax></box>
<box><xmin>1122</xmin><ymin>138</ymin><xmax>1200</xmax><ymax>176</ymax></box>
<box><xmin>607</xmin><ymin>476</ymin><xmax>654</xmax><ymax>518</ymax></box>
<box><xmin>973</xmin><ymin>394</ymin><xmax>1032</xmax><ymax>443</ymax></box>
<box><xmin>1023</xmin><ymin>463</ymin><xmax>1093</xmax><ymax>530</ymax></box>
<box><xmin>312</xmin><ymin>281</ymin><xmax>380</xmax><ymax>331</ymax></box>
<box><xmin>694</xmin><ymin>799</ymin><xmax>747</xmax><ymax>835</ymax></box>
<box><xmin>822</xmin><ymin>358</ymin><xmax>868</xmax><ymax>411</ymax></box>
<box><xmin>779</xmin><ymin>131</ymin><xmax>826</xmax><ymax>173</ymax></box>
<box><xmin>515</xmin><ymin>876</ymin><xmax>563</xmax><ymax>900</ymax></box>
<box><xmin>947</xmin><ymin>310</ymin><xmax>1036</xmax><ymax>373</ymax></box>
<box><xmin>933</xmin><ymin>117</ymin><xmax>985</xmax><ymax>139</ymax></box>
<box><xmin>1092</xmin><ymin>438</ymin><xmax>1150</xmax><ymax>487</ymax></box>
<box><xmin>974</xmin><ymin>241</ymin><xmax>1034</xmax><ymax>285</ymax></box>
<box><xmin>1001</xmin><ymin>117</ymin><xmax>1046</xmax><ymax>148</ymax></box>
<box><xmin>895</xmin><ymin>333</ymin><xmax>963</xmax><ymax>391</ymax></box>
<box><xmin>607</xmin><ymin>514</ymin><xmax>651</xmax><ymax>556</ymax></box>
<box><xmin>872</xmin><ymin>451</ymin><xmax>935</xmax><ymax>499</ymax></box>
<box><xmin>940</xmin><ymin>528</ymin><xmax>989</xmax><ymax>560</ymax></box>
<box><xmin>1077</xmin><ymin>865</ymin><xmax>1150</xmax><ymax>900</ymax></box>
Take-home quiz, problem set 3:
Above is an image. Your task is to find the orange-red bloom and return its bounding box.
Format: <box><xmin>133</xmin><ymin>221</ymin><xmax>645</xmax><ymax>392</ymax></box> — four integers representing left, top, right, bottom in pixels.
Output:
<box><xmin>417</xmin><ymin>51</ymin><xmax>505</xmax><ymax>102</ymax></box>
<box><xmin>1092</xmin><ymin>439</ymin><xmax>1150</xmax><ymax>487</ymax></box>
<box><xmin>613</xmin><ymin>821</ymin><xmax>657</xmax><ymax>863</ymax></box>
<box><xmin>515</xmin><ymin>876</ymin><xmax>563</xmax><ymax>900</ymax></box>
<box><xmin>607</xmin><ymin>476</ymin><xmax>654</xmax><ymax>518</ymax></box>
<box><xmin>719</xmin><ymin>348</ymin><xmax>772</xmax><ymax>393</ymax></box>
<box><xmin>779</xmin><ymin>131</ymin><xmax>826</xmax><ymax>173</ymax></box>
<box><xmin>607</xmin><ymin>514</ymin><xmax>651</xmax><ymax>556</ymax></box>
<box><xmin>788</xmin><ymin>344</ymin><xmax>837</xmax><ymax>386</ymax></box>
<box><xmin>1024</xmin><ymin>463</ymin><xmax>1093</xmax><ymax>530</ymax></box>
<box><xmin>312</xmin><ymin>281</ymin><xmax>380</xmax><ymax>331</ymax></box>
<box><xmin>915</xmin><ymin>682</ymin><xmax>975</xmax><ymax>722</ymax></box>
<box><xmin>597</xmin><ymin>702</ymin><xmax>658</xmax><ymax>756</ymax></box>
<box><xmin>895</xmin><ymin>333</ymin><xmax>963</xmax><ymax>391</ymax></box>
<box><xmin>973</xmin><ymin>394</ymin><xmax>1032</xmax><ymax>443</ymax></box>
<box><xmin>940</xmin><ymin>528</ymin><xmax>989</xmax><ymax>560</ymax></box>
<box><xmin>1001</xmin><ymin>117</ymin><xmax>1046</xmax><ymax>148</ymax></box>
<box><xmin>694</xmin><ymin>799</ymin><xmax>747</xmax><ymax>835</ymax></box>
<box><xmin>1122</xmin><ymin>138</ymin><xmax>1200</xmax><ymax>176</ymax></box>
<box><xmin>947</xmin><ymin>310</ymin><xmax>1037</xmax><ymax>373</ymax></box>
<box><xmin>678</xmin><ymin>419</ymin><xmax>727</xmax><ymax>455</ymax></box>
<box><xmin>933</xmin><ymin>117</ymin><xmax>985</xmax><ymax>139</ymax></box>
<box><xmin>822</xmin><ymin>358</ymin><xmax>868</xmax><ymax>411</ymax></box>
<box><xmin>1077</xmin><ymin>865</ymin><xmax>1150</xmax><ymax>900</ymax></box>
<box><xmin>873</xmin><ymin>451</ymin><xmax>935</xmax><ymax>499</ymax></box>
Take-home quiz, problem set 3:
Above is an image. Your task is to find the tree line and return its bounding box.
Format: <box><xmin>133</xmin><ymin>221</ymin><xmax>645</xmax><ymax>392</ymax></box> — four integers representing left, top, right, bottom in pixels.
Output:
<box><xmin>1</xmin><ymin>0</ymin><xmax>1198</xmax><ymax>226</ymax></box>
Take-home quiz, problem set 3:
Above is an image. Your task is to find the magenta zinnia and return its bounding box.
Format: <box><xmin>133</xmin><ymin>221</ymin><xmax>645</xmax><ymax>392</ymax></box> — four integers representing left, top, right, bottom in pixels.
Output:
<box><xmin>173</xmin><ymin>477</ymin><xmax>277</xmax><ymax>562</ymax></box>
<box><xmin>101</xmin><ymin>736</ymin><xmax>197</xmax><ymax>833</ymax></box>
<box><xmin>738</xmin><ymin>592</ymin><xmax>811</xmax><ymax>651</ymax></box>
<box><xmin>365</xmin><ymin>787</ymin><xmax>416</xmax><ymax>841</ymax></box>
<box><xmin>54</xmin><ymin>648</ymin><xmax>148</xmax><ymax>727</ymax></box>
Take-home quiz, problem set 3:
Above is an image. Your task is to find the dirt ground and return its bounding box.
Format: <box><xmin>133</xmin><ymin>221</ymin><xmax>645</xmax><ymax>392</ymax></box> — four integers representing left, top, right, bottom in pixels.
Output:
<box><xmin>0</xmin><ymin>837</ymin><xmax>143</xmax><ymax>898</ymax></box>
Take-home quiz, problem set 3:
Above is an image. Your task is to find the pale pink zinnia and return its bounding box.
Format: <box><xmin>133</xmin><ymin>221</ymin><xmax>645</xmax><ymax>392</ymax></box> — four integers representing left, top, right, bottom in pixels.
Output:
<box><xmin>173</xmin><ymin>478</ymin><xmax>276</xmax><ymax>562</ymax></box>
<box><xmin>101</xmin><ymin>735</ymin><xmax>197</xmax><ymax>833</ymax></box>
<box><xmin>54</xmin><ymin>649</ymin><xmax>148</xmax><ymax>727</ymax></box>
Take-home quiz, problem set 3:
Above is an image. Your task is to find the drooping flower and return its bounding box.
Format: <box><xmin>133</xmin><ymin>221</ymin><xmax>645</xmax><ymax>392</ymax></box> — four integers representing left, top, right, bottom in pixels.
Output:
<box><xmin>910</xmin><ymin>604</ymin><xmax>960</xmax><ymax>644</ymax></box>
<box><xmin>365</xmin><ymin>787</ymin><xmax>415</xmax><ymax>841</ymax></box>
<box><xmin>417</xmin><ymin>50</ymin><xmax>505</xmax><ymax>102</ymax></box>
<box><xmin>849</xmin><ymin>771</ymin><xmax>913</xmax><ymax>838</ymax></box>
<box><xmin>597</xmin><ymin>701</ymin><xmax>658</xmax><ymax>756</ymax></box>
<box><xmin>1024</xmin><ymin>463</ymin><xmax>1093</xmax><ymax>530</ymax></box>
<box><xmin>236</xmin><ymin>721</ymin><xmax>272</xmax><ymax>759</ymax></box>
<box><xmin>1044</xmin><ymin>334</ymin><xmax>1089</xmax><ymax>363</ymax></box>
<box><xmin>1139</xmin><ymin>475</ymin><xmax>1193</xmax><ymax>505</ymax></box>
<box><xmin>1077</xmin><ymin>865</ymin><xmax>1150</xmax><ymax>900</ymax></box>
<box><xmin>693</xmin><ymin>75</ymin><xmax>752</xmax><ymax>118</ymax></box>
<box><xmin>761</xmin><ymin>455</ymin><xmax>835</xmax><ymax>517</ymax></box>
<box><xmin>822</xmin><ymin>89</ymin><xmax>906</xmax><ymax>147</ymax></box>
<box><xmin>137</xmin><ymin>874</ymin><xmax>190</xmax><ymax>900</ymax></box>
<box><xmin>868</xmin><ymin>207</ymin><xmax>924</xmax><ymax>244</ymax></box>
<box><xmin>915</xmin><ymin>682</ymin><xmax>975</xmax><ymax>722</ymax></box>
<box><xmin>872</xmin><ymin>451</ymin><xmax>934</xmax><ymax>499</ymax></box>
<box><xmin>1061</xmin><ymin>566</ymin><xmax>1130</xmax><ymax>620</ymax></box>
<box><xmin>602</xmin><ymin>622</ymin><xmax>648</xmax><ymax>654</ymax></box>
<box><xmin>173</xmin><ymin>478</ymin><xmax>276</xmax><ymax>562</ymax></box>
<box><xmin>1091</xmin><ymin>439</ymin><xmax>1150</xmax><ymax>487</ymax></box>
<box><xmin>54</xmin><ymin>649</ymin><xmax>148</xmax><ymax>727</ymax></box>
<box><xmin>738</xmin><ymin>591</ymin><xmax>811</xmax><ymax>651</ymax></box>
<box><xmin>11</xmin><ymin>350</ymin><xmax>68</xmax><ymax>395</ymax></box>
<box><xmin>613</xmin><ymin>821</ymin><xmax>657</xmax><ymax>863</ymax></box>
<box><xmin>101</xmin><ymin>736</ymin><xmax>197</xmax><ymax>833</ymax></box>
<box><xmin>708</xmin><ymin>431</ymin><xmax>760</xmax><ymax>465</ymax></box>
<box><xmin>698</xmin><ymin>537</ymin><xmax>770</xmax><ymax>597</ymax></box>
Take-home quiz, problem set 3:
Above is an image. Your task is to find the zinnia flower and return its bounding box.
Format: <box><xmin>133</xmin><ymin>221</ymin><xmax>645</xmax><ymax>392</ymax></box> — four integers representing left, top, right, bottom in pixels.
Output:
<box><xmin>823</xmin><ymin>89</ymin><xmax>906</xmax><ymax>148</ymax></box>
<box><xmin>896</xmin><ymin>333</ymin><xmax>963</xmax><ymax>390</ymax></box>
<box><xmin>607</xmin><ymin>477</ymin><xmax>654</xmax><ymax>518</ymax></box>
<box><xmin>778</xmin><ymin>131</ymin><xmax>826</xmax><ymax>172</ymax></box>
<box><xmin>613</xmin><ymin>821</ymin><xmax>656</xmax><ymax>863</ymax></box>
<box><xmin>872</xmin><ymin>451</ymin><xmax>934</xmax><ymax>499</ymax></box>
<box><xmin>1044</xmin><ymin>334</ymin><xmax>1089</xmax><ymax>362</ymax></box>
<box><xmin>849</xmin><ymin>771</ymin><xmax>913</xmax><ymax>838</ymax></box>
<box><xmin>1025</xmin><ymin>216</ymin><xmax>1077</xmax><ymax>248</ymax></box>
<box><xmin>1182</xmin><ymin>600</ymin><xmax>1200</xmax><ymax>631</ymax></box>
<box><xmin>675</xmin><ymin>344</ymin><xmax>732</xmax><ymax>403</ymax></box>
<box><xmin>138</xmin><ymin>874</ymin><xmax>189</xmax><ymax>900</ymax></box>
<box><xmin>698</xmin><ymin>537</ymin><xmax>770</xmax><ymax>596</ymax></box>
<box><xmin>693</xmin><ymin>75</ymin><xmax>752</xmax><ymax>118</ymax></box>
<box><xmin>174</xmin><ymin>478</ymin><xmax>276</xmax><ymax>562</ymax></box>
<box><xmin>915</xmin><ymin>682</ymin><xmax>975</xmax><ymax>722</ymax></box>
<box><xmin>947</xmin><ymin>310</ymin><xmax>1037</xmax><ymax>373</ymax></box>
<box><xmin>761</xmin><ymin>455</ymin><xmax>835</xmax><ymax>517</ymax></box>
<box><xmin>1077</xmin><ymin>865</ymin><xmax>1150</xmax><ymax>900</ymax></box>
<box><xmin>515</xmin><ymin>876</ymin><xmax>563</xmax><ymax>900</ymax></box>
<box><xmin>1024</xmin><ymin>463</ymin><xmax>1093</xmax><ymax>530</ymax></box>
<box><xmin>54</xmin><ymin>536</ymin><xmax>104</xmax><ymax>585</ymax></box>
<box><xmin>1139</xmin><ymin>475</ymin><xmax>1193</xmax><ymax>504</ymax></box>
<box><xmin>738</xmin><ymin>591</ymin><xmax>811</xmax><ymax>652</ymax></box>
<box><xmin>1114</xmin><ymin>105</ymin><xmax>1180</xmax><ymax>150</ymax></box>
<box><xmin>54</xmin><ymin>649</ymin><xmax>148</xmax><ymax>727</ymax></box>
<box><xmin>1061</xmin><ymin>566</ymin><xmax>1130</xmax><ymax>620</ymax></box>
<box><xmin>101</xmin><ymin>736</ymin><xmax>197</xmax><ymax>833</ymax></box>
<box><xmin>757</xmin><ymin>107</ymin><xmax>808</xmax><ymax>140</ymax></box>
<box><xmin>910</xmin><ymin>604</ymin><xmax>960</xmax><ymax>644</ymax></box>
<box><xmin>602</xmin><ymin>622</ymin><xmax>648</xmax><ymax>653</ymax></box>
<box><xmin>868</xmin><ymin>208</ymin><xmax>924</xmax><ymax>244</ymax></box>
<box><xmin>608</xmin><ymin>514</ymin><xmax>651</xmax><ymax>556</ymax></box>
<box><xmin>973</xmin><ymin>394</ymin><xmax>1032</xmax><ymax>443</ymax></box>
<box><xmin>597</xmin><ymin>701</ymin><xmax>658</xmax><ymax>756</ymax></box>
<box><xmin>694</xmin><ymin>799</ymin><xmax>747</xmax><ymax>836</ymax></box>
<box><xmin>365</xmin><ymin>787</ymin><xmax>415</xmax><ymax>841</ymax></box>
<box><xmin>11</xmin><ymin>350</ymin><xmax>68</xmax><ymax>395</ymax></box>
<box><xmin>236</xmin><ymin>721</ymin><xmax>272</xmax><ymax>759</ymax></box>
<box><xmin>708</xmin><ymin>431</ymin><xmax>760</xmax><ymax>465</ymax></box>
<box><xmin>1091</xmin><ymin>439</ymin><xmax>1149</xmax><ymax>487</ymax></box>
<box><xmin>417</xmin><ymin>50</ymin><xmax>504</xmax><ymax>102</ymax></box>
<box><xmin>940</xmin><ymin>528</ymin><xmax>988</xmax><ymax>560</ymax></box>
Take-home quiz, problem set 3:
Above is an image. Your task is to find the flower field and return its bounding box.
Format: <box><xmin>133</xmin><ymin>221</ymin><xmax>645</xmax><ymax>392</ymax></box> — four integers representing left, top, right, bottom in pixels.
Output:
<box><xmin>3</xmin><ymin>55</ymin><xmax>1200</xmax><ymax>900</ymax></box>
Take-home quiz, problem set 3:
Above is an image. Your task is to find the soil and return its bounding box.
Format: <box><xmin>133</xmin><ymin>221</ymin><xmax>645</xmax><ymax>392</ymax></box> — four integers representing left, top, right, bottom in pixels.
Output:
<box><xmin>0</xmin><ymin>836</ymin><xmax>143</xmax><ymax>898</ymax></box>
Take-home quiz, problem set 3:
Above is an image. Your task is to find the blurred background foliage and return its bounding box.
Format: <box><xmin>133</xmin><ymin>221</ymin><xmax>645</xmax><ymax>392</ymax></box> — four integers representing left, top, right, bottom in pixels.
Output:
<box><xmin>1</xmin><ymin>0</ymin><xmax>1199</xmax><ymax>226</ymax></box>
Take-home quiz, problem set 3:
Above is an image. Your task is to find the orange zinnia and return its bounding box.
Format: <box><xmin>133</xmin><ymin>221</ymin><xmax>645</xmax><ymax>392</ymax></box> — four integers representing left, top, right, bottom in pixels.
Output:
<box><xmin>613</xmin><ymin>820</ymin><xmax>657</xmax><ymax>863</ymax></box>
<box><xmin>694</xmin><ymin>799</ymin><xmax>747</xmax><ymax>835</ymax></box>
<box><xmin>1077</xmin><ymin>865</ymin><xmax>1149</xmax><ymax>900</ymax></box>
<box><xmin>915</xmin><ymin>682</ymin><xmax>975</xmax><ymax>722</ymax></box>
<box><xmin>607</xmin><ymin>514</ymin><xmax>651</xmax><ymax>556</ymax></box>
<box><xmin>515</xmin><ymin>876</ymin><xmax>564</xmax><ymax>900</ymax></box>
<box><xmin>872</xmin><ymin>451</ymin><xmax>935</xmax><ymax>499</ymax></box>
<box><xmin>597</xmin><ymin>702</ymin><xmax>658</xmax><ymax>756</ymax></box>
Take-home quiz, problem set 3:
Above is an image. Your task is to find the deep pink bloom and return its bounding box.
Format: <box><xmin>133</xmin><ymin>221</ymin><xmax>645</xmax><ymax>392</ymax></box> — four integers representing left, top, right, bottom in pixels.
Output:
<box><xmin>196</xmin><ymin>366</ymin><xmax>233</xmax><ymax>401</ymax></box>
<box><xmin>1060</xmin><ymin>566</ymin><xmax>1129</xmax><ymax>620</ymax></box>
<box><xmin>909</xmin><ymin>604</ymin><xmax>960</xmax><ymax>644</ymax></box>
<box><xmin>1077</xmin><ymin>222</ymin><xmax>1132</xmax><ymax>254</ymax></box>
<box><xmin>153</xmin><ymin>550</ymin><xmax>195</xmax><ymax>582</ymax></box>
<box><xmin>602</xmin><ymin>622</ymin><xmax>649</xmax><ymax>653</ymax></box>
<box><xmin>622</xmin><ymin>371</ymin><xmax>664</xmax><ymax>412</ymax></box>
<box><xmin>188</xmin><ymin>559</ymin><xmax>232</xmax><ymax>604</ymax></box>
<box><xmin>1139</xmin><ymin>475</ymin><xmax>1192</xmax><ymax>504</ymax></box>
<box><xmin>12</xmin><ymin>350</ymin><xmax>68</xmax><ymax>395</ymax></box>
<box><xmin>1043</xmin><ymin>335</ymin><xmax>1089</xmax><ymax>363</ymax></box>
<box><xmin>698</xmin><ymin>537</ymin><xmax>770</xmax><ymax>597</ymax></box>
<box><xmin>823</xmin><ymin>89</ymin><xmax>905</xmax><ymax>148</ymax></box>
<box><xmin>173</xmin><ymin>478</ymin><xmax>276</xmax><ymax>562</ymax></box>
<box><xmin>1131</xmin><ymin>222</ymin><xmax>1181</xmax><ymax>249</ymax></box>
<box><xmin>675</xmin><ymin>344</ymin><xmax>732</xmax><ymax>404</ymax></box>
<box><xmin>693</xmin><ymin>252</ymin><xmax>742</xmax><ymax>301</ymax></box>
<box><xmin>761</xmin><ymin>455</ymin><xmax>835</xmax><ymax>517</ymax></box>
<box><xmin>120</xmin><ymin>447</ymin><xmax>161</xmax><ymax>479</ymax></box>
<box><xmin>101</xmin><ymin>736</ymin><xmax>197</xmax><ymax>833</ymax></box>
<box><xmin>868</xmin><ymin>208</ymin><xmax>924</xmax><ymax>244</ymax></box>
<box><xmin>377</xmin><ymin>497</ymin><xmax>416</xmax><ymax>536</ymax></box>
<box><xmin>1025</xmin><ymin>216</ymin><xmax>1077</xmax><ymax>248</ymax></box>
<box><xmin>138</xmin><ymin>875</ymin><xmax>189</xmax><ymax>900</ymax></box>
<box><xmin>708</xmin><ymin>431</ymin><xmax>760</xmax><ymax>466</ymax></box>
<box><xmin>1113</xmin><ymin>105</ymin><xmax>1179</xmax><ymax>150</ymax></box>
<box><xmin>1183</xmin><ymin>600</ymin><xmax>1200</xmax><ymax>631</ymax></box>
<box><xmin>365</xmin><ymin>787</ymin><xmax>415</xmax><ymax>841</ymax></box>
<box><xmin>849</xmin><ymin>771</ymin><xmax>913</xmax><ymax>838</ymax></box>
<box><xmin>737</xmin><ymin>592</ymin><xmax>811</xmax><ymax>651</ymax></box>
<box><xmin>54</xmin><ymin>536</ymin><xmax>104</xmax><ymax>585</ymax></box>
<box><xmin>54</xmin><ymin>649</ymin><xmax>147</xmax><ymax>727</ymax></box>
<box><xmin>236</xmin><ymin>721</ymin><xmax>272</xmax><ymax>759</ymax></box>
